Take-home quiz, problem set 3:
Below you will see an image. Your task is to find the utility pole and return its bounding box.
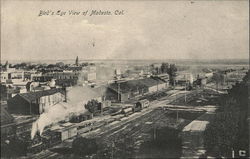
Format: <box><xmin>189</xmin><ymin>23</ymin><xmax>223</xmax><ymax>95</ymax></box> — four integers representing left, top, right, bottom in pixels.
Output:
<box><xmin>184</xmin><ymin>75</ymin><xmax>187</xmax><ymax>103</ymax></box>
<box><xmin>176</xmin><ymin>110</ymin><xmax>179</xmax><ymax>122</ymax></box>
<box><xmin>111</xmin><ymin>141</ymin><xmax>115</xmax><ymax>159</ymax></box>
<box><xmin>157</xmin><ymin>80</ymin><xmax>159</xmax><ymax>95</ymax></box>
<box><xmin>153</xmin><ymin>125</ymin><xmax>156</xmax><ymax>140</ymax></box>
<box><xmin>117</xmin><ymin>83</ymin><xmax>120</xmax><ymax>102</ymax></box>
<box><xmin>175</xmin><ymin>93</ymin><xmax>178</xmax><ymax>122</ymax></box>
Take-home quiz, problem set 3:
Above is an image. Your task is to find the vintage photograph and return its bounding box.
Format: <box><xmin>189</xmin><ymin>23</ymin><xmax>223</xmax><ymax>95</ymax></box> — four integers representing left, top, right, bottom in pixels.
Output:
<box><xmin>0</xmin><ymin>0</ymin><xmax>249</xmax><ymax>158</ymax></box>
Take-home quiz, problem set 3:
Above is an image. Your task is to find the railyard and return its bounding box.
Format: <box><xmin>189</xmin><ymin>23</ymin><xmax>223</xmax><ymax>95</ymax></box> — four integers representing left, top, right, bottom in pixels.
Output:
<box><xmin>24</xmin><ymin>87</ymin><xmax>220</xmax><ymax>159</ymax></box>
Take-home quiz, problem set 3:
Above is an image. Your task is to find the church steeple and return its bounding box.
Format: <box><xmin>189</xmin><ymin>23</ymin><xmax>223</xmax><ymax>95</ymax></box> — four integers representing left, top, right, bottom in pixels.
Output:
<box><xmin>75</xmin><ymin>56</ymin><xmax>79</xmax><ymax>66</ymax></box>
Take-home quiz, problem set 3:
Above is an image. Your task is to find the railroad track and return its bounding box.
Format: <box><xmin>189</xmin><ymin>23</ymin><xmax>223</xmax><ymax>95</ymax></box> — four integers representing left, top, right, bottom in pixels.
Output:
<box><xmin>99</xmin><ymin>109</ymin><xmax>166</xmax><ymax>146</ymax></box>
<box><xmin>28</xmin><ymin>89</ymin><xmax>197</xmax><ymax>158</ymax></box>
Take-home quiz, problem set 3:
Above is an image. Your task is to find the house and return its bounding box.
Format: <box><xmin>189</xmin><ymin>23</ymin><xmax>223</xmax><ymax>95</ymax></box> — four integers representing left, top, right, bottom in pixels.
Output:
<box><xmin>7</xmin><ymin>88</ymin><xmax>65</xmax><ymax>115</ymax></box>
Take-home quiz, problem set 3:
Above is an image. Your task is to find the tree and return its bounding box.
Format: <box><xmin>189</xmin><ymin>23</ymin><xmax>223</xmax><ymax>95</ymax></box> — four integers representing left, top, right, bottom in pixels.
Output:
<box><xmin>211</xmin><ymin>72</ymin><xmax>225</xmax><ymax>90</ymax></box>
<box><xmin>85</xmin><ymin>99</ymin><xmax>100</xmax><ymax>114</ymax></box>
<box><xmin>47</xmin><ymin>64</ymin><xmax>56</xmax><ymax>69</ymax></box>
<box><xmin>204</xmin><ymin>112</ymin><xmax>240</xmax><ymax>157</ymax></box>
<box><xmin>167</xmin><ymin>64</ymin><xmax>177</xmax><ymax>86</ymax></box>
<box><xmin>160</xmin><ymin>63</ymin><xmax>169</xmax><ymax>73</ymax></box>
<box><xmin>204</xmin><ymin>70</ymin><xmax>249</xmax><ymax>157</ymax></box>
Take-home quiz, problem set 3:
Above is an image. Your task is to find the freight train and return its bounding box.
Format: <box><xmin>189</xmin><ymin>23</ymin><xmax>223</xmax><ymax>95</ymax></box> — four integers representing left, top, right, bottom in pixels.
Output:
<box><xmin>20</xmin><ymin>99</ymin><xmax>150</xmax><ymax>155</ymax></box>
<box><xmin>16</xmin><ymin>112</ymin><xmax>93</xmax><ymax>154</ymax></box>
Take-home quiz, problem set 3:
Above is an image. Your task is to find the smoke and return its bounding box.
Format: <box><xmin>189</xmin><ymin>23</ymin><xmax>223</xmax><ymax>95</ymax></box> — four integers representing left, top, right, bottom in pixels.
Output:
<box><xmin>31</xmin><ymin>86</ymin><xmax>98</xmax><ymax>139</ymax></box>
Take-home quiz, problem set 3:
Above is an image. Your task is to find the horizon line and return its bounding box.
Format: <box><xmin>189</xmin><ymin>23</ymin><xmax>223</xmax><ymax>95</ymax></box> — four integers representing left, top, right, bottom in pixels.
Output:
<box><xmin>1</xmin><ymin>58</ymin><xmax>248</xmax><ymax>62</ymax></box>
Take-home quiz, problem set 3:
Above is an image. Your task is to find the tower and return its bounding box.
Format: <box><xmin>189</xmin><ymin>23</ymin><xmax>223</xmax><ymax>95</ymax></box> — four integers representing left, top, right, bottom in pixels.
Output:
<box><xmin>75</xmin><ymin>56</ymin><xmax>79</xmax><ymax>66</ymax></box>
<box><xmin>5</xmin><ymin>61</ymin><xmax>9</xmax><ymax>70</ymax></box>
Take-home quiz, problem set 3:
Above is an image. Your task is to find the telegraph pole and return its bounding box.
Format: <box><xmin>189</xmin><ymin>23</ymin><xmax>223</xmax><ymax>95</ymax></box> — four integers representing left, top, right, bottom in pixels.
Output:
<box><xmin>184</xmin><ymin>75</ymin><xmax>187</xmax><ymax>103</ymax></box>
<box><xmin>175</xmin><ymin>93</ymin><xmax>178</xmax><ymax>122</ymax></box>
<box><xmin>117</xmin><ymin>83</ymin><xmax>120</xmax><ymax>102</ymax></box>
<box><xmin>153</xmin><ymin>125</ymin><xmax>156</xmax><ymax>140</ymax></box>
<box><xmin>176</xmin><ymin>110</ymin><xmax>179</xmax><ymax>122</ymax></box>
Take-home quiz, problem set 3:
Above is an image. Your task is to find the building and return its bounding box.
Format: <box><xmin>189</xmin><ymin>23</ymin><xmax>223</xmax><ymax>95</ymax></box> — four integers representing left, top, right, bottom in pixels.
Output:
<box><xmin>107</xmin><ymin>77</ymin><xmax>167</xmax><ymax>102</ymax></box>
<box><xmin>33</xmin><ymin>72</ymin><xmax>79</xmax><ymax>87</ymax></box>
<box><xmin>153</xmin><ymin>74</ymin><xmax>170</xmax><ymax>84</ymax></box>
<box><xmin>33</xmin><ymin>69</ymin><xmax>96</xmax><ymax>86</ymax></box>
<box><xmin>1</xmin><ymin>70</ymin><xmax>24</xmax><ymax>83</ymax></box>
<box><xmin>7</xmin><ymin>88</ymin><xmax>65</xmax><ymax>115</ymax></box>
<box><xmin>193</xmin><ymin>77</ymin><xmax>207</xmax><ymax>88</ymax></box>
<box><xmin>80</xmin><ymin>71</ymin><xmax>96</xmax><ymax>82</ymax></box>
<box><xmin>140</xmin><ymin>77</ymin><xmax>166</xmax><ymax>93</ymax></box>
<box><xmin>0</xmin><ymin>72</ymin><xmax>9</xmax><ymax>82</ymax></box>
<box><xmin>175</xmin><ymin>73</ymin><xmax>194</xmax><ymax>86</ymax></box>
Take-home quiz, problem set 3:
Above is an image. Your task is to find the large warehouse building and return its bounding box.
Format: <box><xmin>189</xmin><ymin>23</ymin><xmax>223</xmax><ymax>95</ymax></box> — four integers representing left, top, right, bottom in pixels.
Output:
<box><xmin>107</xmin><ymin>77</ymin><xmax>167</xmax><ymax>102</ymax></box>
<box><xmin>7</xmin><ymin>88</ymin><xmax>65</xmax><ymax>115</ymax></box>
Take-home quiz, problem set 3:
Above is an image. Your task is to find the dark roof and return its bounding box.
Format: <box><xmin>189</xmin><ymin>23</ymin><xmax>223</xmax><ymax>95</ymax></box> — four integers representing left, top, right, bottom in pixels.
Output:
<box><xmin>18</xmin><ymin>88</ymin><xmax>64</xmax><ymax>102</ymax></box>
<box><xmin>138</xmin><ymin>77</ymin><xmax>165</xmax><ymax>87</ymax></box>
<box><xmin>66</xmin><ymin>66</ymin><xmax>83</xmax><ymax>71</ymax></box>
<box><xmin>109</xmin><ymin>77</ymin><xmax>165</xmax><ymax>94</ymax></box>
<box><xmin>1</xmin><ymin>107</ymin><xmax>14</xmax><ymax>125</ymax></box>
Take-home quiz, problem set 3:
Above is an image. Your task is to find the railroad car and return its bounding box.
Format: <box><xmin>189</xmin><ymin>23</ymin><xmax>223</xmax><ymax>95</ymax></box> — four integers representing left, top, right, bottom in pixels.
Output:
<box><xmin>77</xmin><ymin>122</ymin><xmax>92</xmax><ymax>134</ymax></box>
<box><xmin>121</xmin><ymin>107</ymin><xmax>133</xmax><ymax>117</ymax></box>
<box><xmin>133</xmin><ymin>99</ymin><xmax>150</xmax><ymax>112</ymax></box>
<box><xmin>105</xmin><ymin>118</ymin><xmax>116</xmax><ymax>124</ymax></box>
<box><xmin>90</xmin><ymin>121</ymin><xmax>106</xmax><ymax>130</ymax></box>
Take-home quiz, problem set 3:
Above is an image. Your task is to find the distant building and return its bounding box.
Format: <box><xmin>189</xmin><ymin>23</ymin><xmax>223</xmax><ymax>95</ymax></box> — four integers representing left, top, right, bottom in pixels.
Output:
<box><xmin>33</xmin><ymin>72</ymin><xmax>79</xmax><ymax>86</ymax></box>
<box><xmin>0</xmin><ymin>70</ymin><xmax>24</xmax><ymax>83</ymax></box>
<box><xmin>7</xmin><ymin>88</ymin><xmax>65</xmax><ymax>115</ymax></box>
<box><xmin>66</xmin><ymin>66</ymin><xmax>83</xmax><ymax>72</ymax></box>
<box><xmin>175</xmin><ymin>73</ymin><xmax>194</xmax><ymax>86</ymax></box>
<box><xmin>152</xmin><ymin>74</ymin><xmax>170</xmax><ymax>84</ymax></box>
<box><xmin>193</xmin><ymin>77</ymin><xmax>207</xmax><ymax>88</ymax></box>
<box><xmin>33</xmin><ymin>67</ymin><xmax>97</xmax><ymax>85</ymax></box>
<box><xmin>0</xmin><ymin>72</ymin><xmax>9</xmax><ymax>82</ymax></box>
<box><xmin>80</xmin><ymin>71</ymin><xmax>96</xmax><ymax>82</ymax></box>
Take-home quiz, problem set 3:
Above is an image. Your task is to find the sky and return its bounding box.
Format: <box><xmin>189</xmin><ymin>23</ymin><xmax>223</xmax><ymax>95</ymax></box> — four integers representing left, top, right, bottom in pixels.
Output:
<box><xmin>1</xmin><ymin>0</ymin><xmax>249</xmax><ymax>61</ymax></box>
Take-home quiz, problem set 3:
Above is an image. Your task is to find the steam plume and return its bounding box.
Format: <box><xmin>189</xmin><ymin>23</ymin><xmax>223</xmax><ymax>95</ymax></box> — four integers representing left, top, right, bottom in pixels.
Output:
<box><xmin>31</xmin><ymin>86</ymin><xmax>98</xmax><ymax>139</ymax></box>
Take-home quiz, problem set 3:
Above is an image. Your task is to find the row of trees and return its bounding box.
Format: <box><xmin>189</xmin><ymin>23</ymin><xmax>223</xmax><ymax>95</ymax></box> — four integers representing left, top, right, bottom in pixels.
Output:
<box><xmin>3</xmin><ymin>62</ymin><xmax>93</xmax><ymax>71</ymax></box>
<box><xmin>204</xmin><ymin>70</ymin><xmax>249</xmax><ymax>158</ymax></box>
